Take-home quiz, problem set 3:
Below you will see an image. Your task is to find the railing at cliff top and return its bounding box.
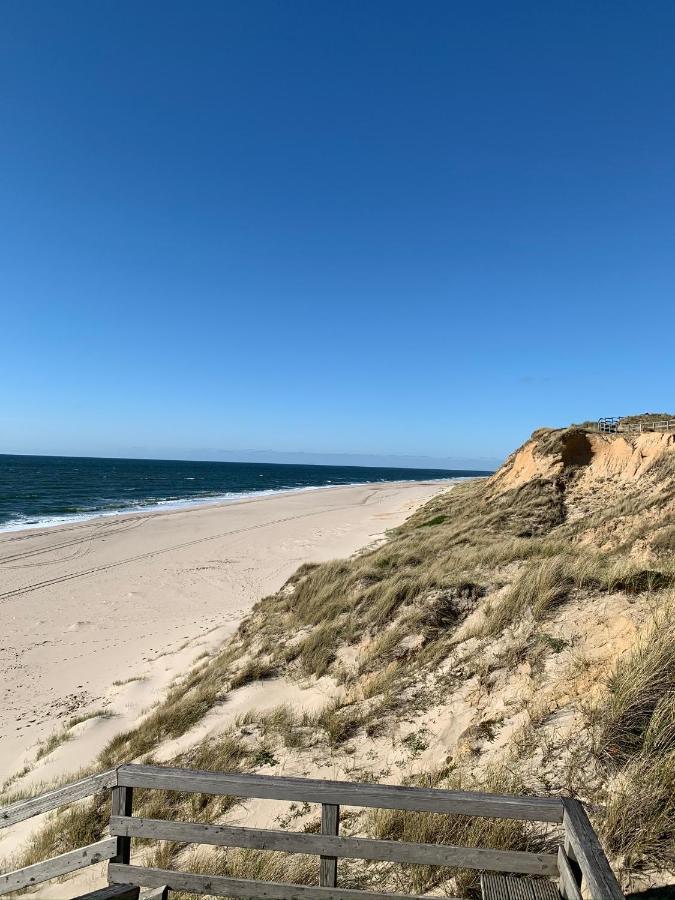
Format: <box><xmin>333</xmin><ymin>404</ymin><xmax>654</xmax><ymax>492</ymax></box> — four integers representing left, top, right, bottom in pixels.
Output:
<box><xmin>0</xmin><ymin>765</ymin><xmax>623</xmax><ymax>900</ymax></box>
<box><xmin>597</xmin><ymin>416</ymin><xmax>675</xmax><ymax>434</ymax></box>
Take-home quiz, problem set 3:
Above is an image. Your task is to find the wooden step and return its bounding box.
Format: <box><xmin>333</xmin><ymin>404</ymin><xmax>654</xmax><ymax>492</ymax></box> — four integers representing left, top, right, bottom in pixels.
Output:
<box><xmin>73</xmin><ymin>885</ymin><xmax>139</xmax><ymax>900</ymax></box>
<box><xmin>481</xmin><ymin>873</ymin><xmax>560</xmax><ymax>900</ymax></box>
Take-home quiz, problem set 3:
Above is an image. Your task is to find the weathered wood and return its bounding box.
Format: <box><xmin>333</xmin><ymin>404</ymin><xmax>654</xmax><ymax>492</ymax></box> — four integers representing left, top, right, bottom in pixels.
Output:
<box><xmin>109</xmin><ymin>863</ymin><xmax>463</xmax><ymax>900</ymax></box>
<box><xmin>140</xmin><ymin>888</ymin><xmax>169</xmax><ymax>900</ymax></box>
<box><xmin>74</xmin><ymin>885</ymin><xmax>140</xmax><ymax>900</ymax></box>
<box><xmin>320</xmin><ymin>803</ymin><xmax>340</xmax><ymax>887</ymax></box>
<box><xmin>557</xmin><ymin>848</ymin><xmax>582</xmax><ymax>900</ymax></box>
<box><xmin>109</xmin><ymin>815</ymin><xmax>558</xmax><ymax>875</ymax></box>
<box><xmin>117</xmin><ymin>765</ymin><xmax>563</xmax><ymax>822</ymax></box>
<box><xmin>0</xmin><ymin>837</ymin><xmax>118</xmax><ymax>895</ymax></box>
<box><xmin>562</xmin><ymin>836</ymin><xmax>582</xmax><ymax>890</ymax></box>
<box><xmin>481</xmin><ymin>873</ymin><xmax>559</xmax><ymax>900</ymax></box>
<box><xmin>530</xmin><ymin>880</ymin><xmax>559</xmax><ymax>900</ymax></box>
<box><xmin>562</xmin><ymin>800</ymin><xmax>624</xmax><ymax>900</ymax></box>
<box><xmin>111</xmin><ymin>785</ymin><xmax>134</xmax><ymax>864</ymax></box>
<box><xmin>0</xmin><ymin>769</ymin><xmax>118</xmax><ymax>829</ymax></box>
<box><xmin>481</xmin><ymin>872</ymin><xmax>510</xmax><ymax>900</ymax></box>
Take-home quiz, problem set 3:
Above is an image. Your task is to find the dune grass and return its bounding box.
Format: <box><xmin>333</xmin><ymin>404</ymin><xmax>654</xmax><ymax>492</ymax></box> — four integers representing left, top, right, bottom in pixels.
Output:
<box><xmin>6</xmin><ymin>424</ymin><xmax>675</xmax><ymax>889</ymax></box>
<box><xmin>595</xmin><ymin>608</ymin><xmax>675</xmax><ymax>763</ymax></box>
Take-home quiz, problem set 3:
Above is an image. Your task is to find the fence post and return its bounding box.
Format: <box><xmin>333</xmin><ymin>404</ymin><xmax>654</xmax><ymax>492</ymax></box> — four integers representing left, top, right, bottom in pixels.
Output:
<box><xmin>111</xmin><ymin>785</ymin><xmax>133</xmax><ymax>864</ymax></box>
<box><xmin>319</xmin><ymin>803</ymin><xmax>340</xmax><ymax>887</ymax></box>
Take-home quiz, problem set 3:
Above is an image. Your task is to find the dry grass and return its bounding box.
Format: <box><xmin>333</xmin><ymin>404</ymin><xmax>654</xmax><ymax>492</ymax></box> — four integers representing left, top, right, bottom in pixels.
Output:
<box><xmin>8</xmin><ymin>422</ymin><xmax>675</xmax><ymax>889</ymax></box>
<box><xmin>481</xmin><ymin>552</ymin><xmax>673</xmax><ymax>638</ymax></box>
<box><xmin>595</xmin><ymin>608</ymin><xmax>675</xmax><ymax>763</ymax></box>
<box><xmin>35</xmin><ymin>710</ymin><xmax>115</xmax><ymax>761</ymax></box>
<box><xmin>229</xmin><ymin>658</ymin><xmax>278</xmax><ymax>690</ymax></box>
<box><xmin>365</xmin><ymin>767</ymin><xmax>555</xmax><ymax>897</ymax></box>
<box><xmin>6</xmin><ymin>795</ymin><xmax>109</xmax><ymax>869</ymax></box>
<box><xmin>601</xmin><ymin>752</ymin><xmax>675</xmax><ymax>868</ymax></box>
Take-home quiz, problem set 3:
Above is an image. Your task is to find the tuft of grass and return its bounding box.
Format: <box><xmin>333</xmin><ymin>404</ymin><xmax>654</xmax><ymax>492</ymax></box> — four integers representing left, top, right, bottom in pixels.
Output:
<box><xmin>417</xmin><ymin>514</ymin><xmax>449</xmax><ymax>528</ymax></box>
<box><xmin>229</xmin><ymin>658</ymin><xmax>278</xmax><ymax>690</ymax></box>
<box><xmin>35</xmin><ymin>710</ymin><xmax>115</xmax><ymax>761</ymax></box>
<box><xmin>601</xmin><ymin>752</ymin><xmax>675</xmax><ymax>867</ymax></box>
<box><xmin>35</xmin><ymin>730</ymin><xmax>73</xmax><ymax>762</ymax></box>
<box><xmin>67</xmin><ymin>709</ymin><xmax>115</xmax><ymax>729</ymax></box>
<box><xmin>481</xmin><ymin>556</ymin><xmax>577</xmax><ymax>636</ymax></box>
<box><xmin>99</xmin><ymin>682</ymin><xmax>221</xmax><ymax>766</ymax></box>
<box><xmin>595</xmin><ymin>611</ymin><xmax>675</xmax><ymax>763</ymax></box>
<box><xmin>297</xmin><ymin>624</ymin><xmax>337</xmax><ymax>677</ymax></box>
<box><xmin>112</xmin><ymin>675</ymin><xmax>147</xmax><ymax>686</ymax></box>
<box><xmin>316</xmin><ymin>699</ymin><xmax>364</xmax><ymax>747</ymax></box>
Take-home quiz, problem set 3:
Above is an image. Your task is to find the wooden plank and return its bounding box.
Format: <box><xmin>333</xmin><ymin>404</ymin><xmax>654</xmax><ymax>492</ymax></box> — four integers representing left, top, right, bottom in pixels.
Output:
<box><xmin>109</xmin><ymin>816</ymin><xmax>559</xmax><ymax>875</ymax></box>
<box><xmin>506</xmin><ymin>875</ymin><xmax>536</xmax><ymax>900</ymax></box>
<box><xmin>562</xmin><ymin>800</ymin><xmax>623</xmax><ymax>900</ymax></box>
<box><xmin>481</xmin><ymin>873</ymin><xmax>510</xmax><ymax>900</ymax></box>
<box><xmin>111</xmin><ymin>785</ymin><xmax>134</xmax><ymax>864</ymax></box>
<box><xmin>117</xmin><ymin>765</ymin><xmax>563</xmax><ymax>822</ymax></box>
<box><xmin>481</xmin><ymin>874</ymin><xmax>558</xmax><ymax>900</ymax></box>
<box><xmin>0</xmin><ymin>837</ymin><xmax>118</xmax><ymax>896</ymax></box>
<box><xmin>557</xmin><ymin>848</ymin><xmax>582</xmax><ymax>900</ymax></box>
<box><xmin>109</xmin><ymin>863</ymin><xmax>463</xmax><ymax>900</ymax></box>
<box><xmin>139</xmin><ymin>889</ymin><xmax>169</xmax><ymax>900</ymax></box>
<box><xmin>530</xmin><ymin>880</ymin><xmax>559</xmax><ymax>900</ymax></box>
<box><xmin>320</xmin><ymin>803</ymin><xmax>340</xmax><ymax>888</ymax></box>
<box><xmin>74</xmin><ymin>885</ymin><xmax>140</xmax><ymax>900</ymax></box>
<box><xmin>562</xmin><ymin>835</ymin><xmax>582</xmax><ymax>890</ymax></box>
<box><xmin>0</xmin><ymin>769</ymin><xmax>118</xmax><ymax>829</ymax></box>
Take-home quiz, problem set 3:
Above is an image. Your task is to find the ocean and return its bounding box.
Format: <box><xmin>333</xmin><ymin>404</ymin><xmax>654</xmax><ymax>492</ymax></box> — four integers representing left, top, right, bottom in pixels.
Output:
<box><xmin>0</xmin><ymin>454</ymin><xmax>492</xmax><ymax>532</ymax></box>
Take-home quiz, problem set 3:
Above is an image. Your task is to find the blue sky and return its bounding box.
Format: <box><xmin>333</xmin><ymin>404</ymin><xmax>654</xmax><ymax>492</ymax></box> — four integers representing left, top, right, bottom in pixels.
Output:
<box><xmin>2</xmin><ymin>1</ymin><xmax>674</xmax><ymax>469</ymax></box>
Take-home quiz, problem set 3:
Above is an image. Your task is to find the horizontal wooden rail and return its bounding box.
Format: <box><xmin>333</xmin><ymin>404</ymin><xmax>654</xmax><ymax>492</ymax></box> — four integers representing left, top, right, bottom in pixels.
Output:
<box><xmin>117</xmin><ymin>765</ymin><xmax>564</xmax><ymax>823</ymax></box>
<box><xmin>110</xmin><ymin>815</ymin><xmax>558</xmax><ymax>875</ymax></box>
<box><xmin>108</xmin><ymin>863</ymin><xmax>463</xmax><ymax>900</ymax></box>
<box><xmin>0</xmin><ymin>769</ymin><xmax>117</xmax><ymax>829</ymax></box>
<box><xmin>0</xmin><ymin>837</ymin><xmax>118</xmax><ymax>896</ymax></box>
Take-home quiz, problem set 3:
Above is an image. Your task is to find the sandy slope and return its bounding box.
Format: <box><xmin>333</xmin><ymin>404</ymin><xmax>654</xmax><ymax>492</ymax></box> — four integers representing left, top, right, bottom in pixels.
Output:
<box><xmin>0</xmin><ymin>480</ymin><xmax>449</xmax><ymax>786</ymax></box>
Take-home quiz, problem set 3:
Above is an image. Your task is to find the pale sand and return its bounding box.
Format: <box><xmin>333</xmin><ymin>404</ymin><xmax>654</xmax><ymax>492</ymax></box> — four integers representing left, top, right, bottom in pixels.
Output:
<box><xmin>0</xmin><ymin>480</ymin><xmax>449</xmax><ymax>788</ymax></box>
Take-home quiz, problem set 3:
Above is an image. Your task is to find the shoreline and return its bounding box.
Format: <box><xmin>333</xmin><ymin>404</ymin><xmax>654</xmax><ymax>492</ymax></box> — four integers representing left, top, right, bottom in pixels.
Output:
<box><xmin>0</xmin><ymin>478</ymin><xmax>452</xmax><ymax>792</ymax></box>
<box><xmin>0</xmin><ymin>476</ymin><xmax>465</xmax><ymax>535</ymax></box>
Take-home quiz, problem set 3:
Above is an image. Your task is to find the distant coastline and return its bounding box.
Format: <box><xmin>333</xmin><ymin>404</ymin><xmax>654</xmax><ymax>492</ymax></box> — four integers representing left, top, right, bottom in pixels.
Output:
<box><xmin>0</xmin><ymin>453</ymin><xmax>492</xmax><ymax>533</ymax></box>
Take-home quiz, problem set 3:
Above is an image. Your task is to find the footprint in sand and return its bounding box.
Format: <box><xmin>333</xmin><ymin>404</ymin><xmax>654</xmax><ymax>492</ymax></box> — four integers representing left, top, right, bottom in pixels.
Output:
<box><xmin>65</xmin><ymin>621</ymin><xmax>92</xmax><ymax>632</ymax></box>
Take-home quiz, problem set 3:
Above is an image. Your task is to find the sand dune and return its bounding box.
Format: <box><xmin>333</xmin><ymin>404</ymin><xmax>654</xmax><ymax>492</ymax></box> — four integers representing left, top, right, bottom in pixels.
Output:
<box><xmin>0</xmin><ymin>480</ymin><xmax>448</xmax><ymax>787</ymax></box>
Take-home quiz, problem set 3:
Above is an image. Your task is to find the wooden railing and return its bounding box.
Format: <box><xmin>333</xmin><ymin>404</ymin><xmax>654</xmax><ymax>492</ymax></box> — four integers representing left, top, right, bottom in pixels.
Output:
<box><xmin>0</xmin><ymin>765</ymin><xmax>624</xmax><ymax>900</ymax></box>
<box><xmin>597</xmin><ymin>416</ymin><xmax>675</xmax><ymax>434</ymax></box>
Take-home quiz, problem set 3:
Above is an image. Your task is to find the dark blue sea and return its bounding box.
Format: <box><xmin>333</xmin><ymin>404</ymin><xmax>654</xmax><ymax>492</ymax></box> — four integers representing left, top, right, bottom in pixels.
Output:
<box><xmin>0</xmin><ymin>454</ymin><xmax>491</xmax><ymax>532</ymax></box>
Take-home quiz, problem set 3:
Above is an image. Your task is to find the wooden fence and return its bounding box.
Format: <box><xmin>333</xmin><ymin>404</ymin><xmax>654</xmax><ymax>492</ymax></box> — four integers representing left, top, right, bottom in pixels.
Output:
<box><xmin>0</xmin><ymin>765</ymin><xmax>624</xmax><ymax>900</ymax></box>
<box><xmin>597</xmin><ymin>416</ymin><xmax>675</xmax><ymax>434</ymax></box>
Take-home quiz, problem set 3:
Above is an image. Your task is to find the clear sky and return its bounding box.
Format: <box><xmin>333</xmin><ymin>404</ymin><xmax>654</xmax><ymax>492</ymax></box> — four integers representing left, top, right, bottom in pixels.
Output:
<box><xmin>2</xmin><ymin>1</ymin><xmax>674</xmax><ymax>468</ymax></box>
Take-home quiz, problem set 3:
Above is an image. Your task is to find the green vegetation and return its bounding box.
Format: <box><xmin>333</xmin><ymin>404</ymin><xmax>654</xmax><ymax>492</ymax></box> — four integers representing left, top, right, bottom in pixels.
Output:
<box><xmin>6</xmin><ymin>421</ymin><xmax>675</xmax><ymax>893</ymax></box>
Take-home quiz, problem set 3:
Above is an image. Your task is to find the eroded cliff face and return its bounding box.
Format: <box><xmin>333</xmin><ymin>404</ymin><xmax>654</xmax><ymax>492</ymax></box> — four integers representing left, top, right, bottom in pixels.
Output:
<box><xmin>491</xmin><ymin>428</ymin><xmax>675</xmax><ymax>494</ymax></box>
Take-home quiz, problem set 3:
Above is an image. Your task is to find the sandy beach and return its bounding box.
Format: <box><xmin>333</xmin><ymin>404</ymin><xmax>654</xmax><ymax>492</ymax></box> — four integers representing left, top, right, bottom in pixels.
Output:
<box><xmin>0</xmin><ymin>480</ymin><xmax>448</xmax><ymax>788</ymax></box>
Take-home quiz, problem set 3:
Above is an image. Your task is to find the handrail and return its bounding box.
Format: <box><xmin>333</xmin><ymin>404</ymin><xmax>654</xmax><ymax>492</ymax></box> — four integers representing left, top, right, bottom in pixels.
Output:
<box><xmin>562</xmin><ymin>800</ymin><xmax>623</xmax><ymax>900</ymax></box>
<box><xmin>0</xmin><ymin>768</ymin><xmax>117</xmax><ymax>828</ymax></box>
<box><xmin>116</xmin><ymin>764</ymin><xmax>564</xmax><ymax>822</ymax></box>
<box><xmin>597</xmin><ymin>417</ymin><xmax>675</xmax><ymax>434</ymax></box>
<box><xmin>0</xmin><ymin>838</ymin><xmax>118</xmax><ymax>895</ymax></box>
<box><xmin>0</xmin><ymin>765</ymin><xmax>624</xmax><ymax>900</ymax></box>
